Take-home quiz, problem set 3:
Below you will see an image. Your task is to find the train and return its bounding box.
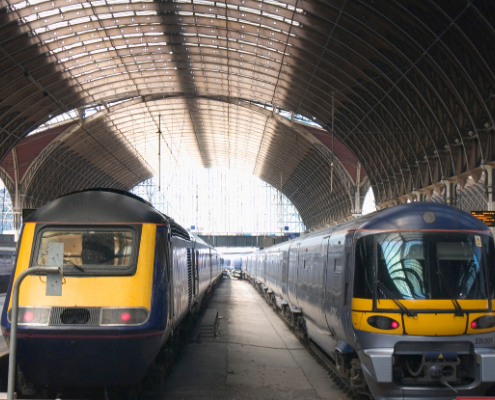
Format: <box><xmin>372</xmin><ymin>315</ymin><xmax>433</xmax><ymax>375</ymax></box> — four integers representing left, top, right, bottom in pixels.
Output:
<box><xmin>0</xmin><ymin>189</ymin><xmax>222</xmax><ymax>397</ymax></box>
<box><xmin>0</xmin><ymin>240</ymin><xmax>16</xmax><ymax>295</ymax></box>
<box><xmin>244</xmin><ymin>202</ymin><xmax>495</xmax><ymax>400</ymax></box>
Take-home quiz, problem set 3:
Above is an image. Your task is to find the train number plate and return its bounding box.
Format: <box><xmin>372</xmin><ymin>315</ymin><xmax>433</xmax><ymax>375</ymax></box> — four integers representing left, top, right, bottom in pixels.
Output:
<box><xmin>475</xmin><ymin>337</ymin><xmax>494</xmax><ymax>345</ymax></box>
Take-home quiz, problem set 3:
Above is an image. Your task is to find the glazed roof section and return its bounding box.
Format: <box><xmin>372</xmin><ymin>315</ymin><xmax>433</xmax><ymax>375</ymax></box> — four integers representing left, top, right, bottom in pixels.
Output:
<box><xmin>0</xmin><ymin>0</ymin><xmax>493</xmax><ymax>229</ymax></box>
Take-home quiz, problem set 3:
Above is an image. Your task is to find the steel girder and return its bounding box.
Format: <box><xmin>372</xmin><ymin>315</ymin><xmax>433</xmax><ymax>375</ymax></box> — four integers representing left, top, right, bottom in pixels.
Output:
<box><xmin>0</xmin><ymin>0</ymin><xmax>493</xmax><ymax>229</ymax></box>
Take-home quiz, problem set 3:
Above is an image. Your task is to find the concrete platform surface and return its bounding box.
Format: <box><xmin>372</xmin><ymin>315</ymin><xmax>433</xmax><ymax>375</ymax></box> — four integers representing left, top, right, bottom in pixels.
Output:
<box><xmin>161</xmin><ymin>278</ymin><xmax>348</xmax><ymax>400</ymax></box>
<box><xmin>0</xmin><ymin>295</ymin><xmax>7</xmax><ymax>357</ymax></box>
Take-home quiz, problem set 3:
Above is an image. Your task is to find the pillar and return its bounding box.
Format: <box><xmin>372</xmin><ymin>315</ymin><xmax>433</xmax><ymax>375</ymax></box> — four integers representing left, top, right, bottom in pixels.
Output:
<box><xmin>441</xmin><ymin>179</ymin><xmax>456</xmax><ymax>207</ymax></box>
<box><xmin>483</xmin><ymin>164</ymin><xmax>495</xmax><ymax>211</ymax></box>
<box><xmin>12</xmin><ymin>148</ymin><xmax>21</xmax><ymax>242</ymax></box>
<box><xmin>482</xmin><ymin>164</ymin><xmax>495</xmax><ymax>237</ymax></box>
<box><xmin>412</xmin><ymin>191</ymin><xmax>424</xmax><ymax>202</ymax></box>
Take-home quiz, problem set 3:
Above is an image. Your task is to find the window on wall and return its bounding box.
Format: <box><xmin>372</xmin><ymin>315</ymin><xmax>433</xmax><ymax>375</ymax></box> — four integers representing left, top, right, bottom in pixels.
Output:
<box><xmin>0</xmin><ymin>179</ymin><xmax>14</xmax><ymax>234</ymax></box>
<box><xmin>132</xmin><ymin>167</ymin><xmax>305</xmax><ymax>235</ymax></box>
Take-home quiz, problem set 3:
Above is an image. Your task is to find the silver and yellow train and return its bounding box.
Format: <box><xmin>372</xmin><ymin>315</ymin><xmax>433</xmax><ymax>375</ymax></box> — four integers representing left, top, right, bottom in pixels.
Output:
<box><xmin>246</xmin><ymin>203</ymin><xmax>495</xmax><ymax>399</ymax></box>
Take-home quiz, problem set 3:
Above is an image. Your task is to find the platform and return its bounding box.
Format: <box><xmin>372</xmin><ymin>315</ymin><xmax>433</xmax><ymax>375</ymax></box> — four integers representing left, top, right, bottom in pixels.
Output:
<box><xmin>0</xmin><ymin>295</ymin><xmax>7</xmax><ymax>358</ymax></box>
<box><xmin>162</xmin><ymin>278</ymin><xmax>347</xmax><ymax>399</ymax></box>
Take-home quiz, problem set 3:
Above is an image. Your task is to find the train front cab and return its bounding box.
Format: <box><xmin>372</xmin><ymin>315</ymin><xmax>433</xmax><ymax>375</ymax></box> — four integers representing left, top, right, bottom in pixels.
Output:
<box><xmin>351</xmin><ymin>228</ymin><xmax>495</xmax><ymax>399</ymax></box>
<box><xmin>1</xmin><ymin>221</ymin><xmax>170</xmax><ymax>387</ymax></box>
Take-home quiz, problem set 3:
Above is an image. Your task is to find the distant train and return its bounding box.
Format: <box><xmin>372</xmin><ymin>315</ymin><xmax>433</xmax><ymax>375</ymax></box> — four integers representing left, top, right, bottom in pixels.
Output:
<box><xmin>245</xmin><ymin>203</ymin><xmax>495</xmax><ymax>400</ymax></box>
<box><xmin>0</xmin><ymin>189</ymin><xmax>222</xmax><ymax>396</ymax></box>
<box><xmin>0</xmin><ymin>241</ymin><xmax>16</xmax><ymax>294</ymax></box>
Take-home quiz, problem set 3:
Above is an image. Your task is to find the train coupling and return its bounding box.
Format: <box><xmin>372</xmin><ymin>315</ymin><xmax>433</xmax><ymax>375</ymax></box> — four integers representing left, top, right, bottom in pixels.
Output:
<box><xmin>422</xmin><ymin>352</ymin><xmax>460</xmax><ymax>384</ymax></box>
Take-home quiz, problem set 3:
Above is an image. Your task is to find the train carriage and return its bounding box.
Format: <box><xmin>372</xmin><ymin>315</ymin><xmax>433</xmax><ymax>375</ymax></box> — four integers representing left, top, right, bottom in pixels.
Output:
<box><xmin>246</xmin><ymin>203</ymin><xmax>495</xmax><ymax>400</ymax></box>
<box><xmin>0</xmin><ymin>189</ymin><xmax>221</xmax><ymax>393</ymax></box>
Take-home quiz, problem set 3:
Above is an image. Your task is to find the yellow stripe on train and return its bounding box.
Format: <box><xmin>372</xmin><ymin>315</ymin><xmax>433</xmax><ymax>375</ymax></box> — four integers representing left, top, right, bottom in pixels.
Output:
<box><xmin>353</xmin><ymin>298</ymin><xmax>495</xmax><ymax>336</ymax></box>
<box><xmin>8</xmin><ymin>223</ymin><xmax>156</xmax><ymax>310</ymax></box>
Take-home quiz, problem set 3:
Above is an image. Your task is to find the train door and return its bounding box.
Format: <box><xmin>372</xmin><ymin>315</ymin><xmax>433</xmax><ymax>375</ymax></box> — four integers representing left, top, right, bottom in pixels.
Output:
<box><xmin>325</xmin><ymin>236</ymin><xmax>344</xmax><ymax>329</ymax></box>
<box><xmin>195</xmin><ymin>250</ymin><xmax>200</xmax><ymax>295</ymax></box>
<box><xmin>281</xmin><ymin>248</ymin><xmax>289</xmax><ymax>297</ymax></box>
<box><xmin>209</xmin><ymin>248</ymin><xmax>213</xmax><ymax>284</ymax></box>
<box><xmin>191</xmin><ymin>247</ymin><xmax>197</xmax><ymax>296</ymax></box>
<box><xmin>288</xmin><ymin>243</ymin><xmax>300</xmax><ymax>308</ymax></box>
<box><xmin>295</xmin><ymin>244</ymin><xmax>306</xmax><ymax>308</ymax></box>
<box><xmin>262</xmin><ymin>253</ymin><xmax>267</xmax><ymax>283</ymax></box>
<box><xmin>186</xmin><ymin>248</ymin><xmax>193</xmax><ymax>310</ymax></box>
<box><xmin>156</xmin><ymin>229</ymin><xmax>172</xmax><ymax>326</ymax></box>
<box><xmin>320</xmin><ymin>236</ymin><xmax>331</xmax><ymax>327</ymax></box>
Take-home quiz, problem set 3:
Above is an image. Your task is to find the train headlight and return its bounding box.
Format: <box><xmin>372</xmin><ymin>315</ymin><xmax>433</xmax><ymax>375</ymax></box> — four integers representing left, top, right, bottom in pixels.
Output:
<box><xmin>367</xmin><ymin>316</ymin><xmax>400</xmax><ymax>330</ymax></box>
<box><xmin>7</xmin><ymin>307</ymin><xmax>50</xmax><ymax>325</ymax></box>
<box><xmin>100</xmin><ymin>308</ymin><xmax>149</xmax><ymax>326</ymax></box>
<box><xmin>470</xmin><ymin>315</ymin><xmax>495</xmax><ymax>329</ymax></box>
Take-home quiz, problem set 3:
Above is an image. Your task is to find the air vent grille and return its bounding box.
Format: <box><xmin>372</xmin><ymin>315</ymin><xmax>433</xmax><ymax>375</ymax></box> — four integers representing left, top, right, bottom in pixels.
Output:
<box><xmin>50</xmin><ymin>307</ymin><xmax>100</xmax><ymax>325</ymax></box>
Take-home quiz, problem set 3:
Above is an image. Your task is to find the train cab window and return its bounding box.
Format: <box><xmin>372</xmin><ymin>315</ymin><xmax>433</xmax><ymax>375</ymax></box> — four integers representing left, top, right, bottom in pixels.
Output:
<box><xmin>34</xmin><ymin>228</ymin><xmax>136</xmax><ymax>275</ymax></box>
<box><xmin>354</xmin><ymin>232</ymin><xmax>492</xmax><ymax>301</ymax></box>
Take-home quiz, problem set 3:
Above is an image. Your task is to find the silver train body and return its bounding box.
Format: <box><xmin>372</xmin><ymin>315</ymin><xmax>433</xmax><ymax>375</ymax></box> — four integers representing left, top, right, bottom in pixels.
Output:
<box><xmin>245</xmin><ymin>203</ymin><xmax>495</xmax><ymax>399</ymax></box>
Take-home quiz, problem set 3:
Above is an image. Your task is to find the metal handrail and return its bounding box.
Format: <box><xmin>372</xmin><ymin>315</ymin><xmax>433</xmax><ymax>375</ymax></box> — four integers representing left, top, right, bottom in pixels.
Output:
<box><xmin>7</xmin><ymin>267</ymin><xmax>61</xmax><ymax>400</ymax></box>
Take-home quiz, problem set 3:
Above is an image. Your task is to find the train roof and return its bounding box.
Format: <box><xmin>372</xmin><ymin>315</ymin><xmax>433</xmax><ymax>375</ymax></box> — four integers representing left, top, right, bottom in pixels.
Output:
<box><xmin>26</xmin><ymin>189</ymin><xmax>174</xmax><ymax>226</ymax></box>
<box><xmin>259</xmin><ymin>203</ymin><xmax>491</xmax><ymax>253</ymax></box>
<box><xmin>359</xmin><ymin>202</ymin><xmax>490</xmax><ymax>232</ymax></box>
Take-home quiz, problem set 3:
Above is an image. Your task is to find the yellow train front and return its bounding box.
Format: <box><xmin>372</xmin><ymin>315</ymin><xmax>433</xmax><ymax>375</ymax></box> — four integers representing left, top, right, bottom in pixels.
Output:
<box><xmin>0</xmin><ymin>189</ymin><xmax>221</xmax><ymax>389</ymax></box>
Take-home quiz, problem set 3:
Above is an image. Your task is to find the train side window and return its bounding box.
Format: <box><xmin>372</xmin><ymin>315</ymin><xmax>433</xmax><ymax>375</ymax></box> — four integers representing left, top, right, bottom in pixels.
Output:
<box><xmin>156</xmin><ymin>233</ymin><xmax>168</xmax><ymax>283</ymax></box>
<box><xmin>353</xmin><ymin>236</ymin><xmax>374</xmax><ymax>299</ymax></box>
<box><xmin>335</xmin><ymin>258</ymin><xmax>342</xmax><ymax>272</ymax></box>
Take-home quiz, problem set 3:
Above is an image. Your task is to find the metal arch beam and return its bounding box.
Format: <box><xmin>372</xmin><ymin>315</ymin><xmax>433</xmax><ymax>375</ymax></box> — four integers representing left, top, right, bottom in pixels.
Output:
<box><xmin>16</xmin><ymin>94</ymin><xmax>363</xmax><ymax>229</ymax></box>
<box><xmin>81</xmin><ymin>92</ymin><xmax>363</xmax><ymax>192</ymax></box>
<box><xmin>0</xmin><ymin>0</ymin><xmax>493</xmax><ymax>226</ymax></box>
<box><xmin>0</xmin><ymin>165</ymin><xmax>15</xmax><ymax>200</ymax></box>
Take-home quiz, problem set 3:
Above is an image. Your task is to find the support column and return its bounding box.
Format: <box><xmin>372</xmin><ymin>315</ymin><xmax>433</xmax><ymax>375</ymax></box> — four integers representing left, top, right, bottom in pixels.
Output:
<box><xmin>353</xmin><ymin>163</ymin><xmax>362</xmax><ymax>217</ymax></box>
<box><xmin>482</xmin><ymin>164</ymin><xmax>495</xmax><ymax>237</ymax></box>
<box><xmin>12</xmin><ymin>148</ymin><xmax>21</xmax><ymax>242</ymax></box>
<box><xmin>441</xmin><ymin>179</ymin><xmax>456</xmax><ymax>207</ymax></box>
<box><xmin>483</xmin><ymin>164</ymin><xmax>495</xmax><ymax>211</ymax></box>
<box><xmin>412</xmin><ymin>191</ymin><xmax>424</xmax><ymax>202</ymax></box>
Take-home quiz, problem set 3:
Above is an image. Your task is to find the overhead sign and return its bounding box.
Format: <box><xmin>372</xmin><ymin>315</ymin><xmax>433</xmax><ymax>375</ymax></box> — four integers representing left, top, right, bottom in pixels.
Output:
<box><xmin>471</xmin><ymin>211</ymin><xmax>495</xmax><ymax>227</ymax></box>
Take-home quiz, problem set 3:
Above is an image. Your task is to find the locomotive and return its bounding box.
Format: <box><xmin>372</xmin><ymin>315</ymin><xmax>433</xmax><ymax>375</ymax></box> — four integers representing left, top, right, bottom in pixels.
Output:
<box><xmin>0</xmin><ymin>189</ymin><xmax>221</xmax><ymax>395</ymax></box>
<box><xmin>246</xmin><ymin>203</ymin><xmax>495</xmax><ymax>400</ymax></box>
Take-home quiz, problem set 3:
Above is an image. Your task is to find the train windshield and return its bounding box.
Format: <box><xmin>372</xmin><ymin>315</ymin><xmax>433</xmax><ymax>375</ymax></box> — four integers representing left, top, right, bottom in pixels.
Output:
<box><xmin>354</xmin><ymin>232</ymin><xmax>494</xmax><ymax>301</ymax></box>
<box><xmin>35</xmin><ymin>229</ymin><xmax>135</xmax><ymax>272</ymax></box>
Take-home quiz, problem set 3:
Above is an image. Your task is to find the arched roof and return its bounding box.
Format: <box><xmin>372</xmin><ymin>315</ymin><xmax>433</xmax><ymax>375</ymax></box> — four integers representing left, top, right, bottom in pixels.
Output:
<box><xmin>0</xmin><ymin>0</ymin><xmax>494</xmax><ymax>229</ymax></box>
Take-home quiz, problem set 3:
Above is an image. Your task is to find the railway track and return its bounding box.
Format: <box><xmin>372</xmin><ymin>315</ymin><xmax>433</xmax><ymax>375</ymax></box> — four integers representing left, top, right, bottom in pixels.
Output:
<box><xmin>246</xmin><ymin>277</ymin><xmax>372</xmax><ymax>400</ymax></box>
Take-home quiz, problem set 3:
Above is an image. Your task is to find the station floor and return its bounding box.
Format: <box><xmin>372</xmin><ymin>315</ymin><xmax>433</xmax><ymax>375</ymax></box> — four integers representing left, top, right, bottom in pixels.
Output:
<box><xmin>0</xmin><ymin>295</ymin><xmax>7</xmax><ymax>357</ymax></box>
<box><xmin>161</xmin><ymin>278</ymin><xmax>348</xmax><ymax>400</ymax></box>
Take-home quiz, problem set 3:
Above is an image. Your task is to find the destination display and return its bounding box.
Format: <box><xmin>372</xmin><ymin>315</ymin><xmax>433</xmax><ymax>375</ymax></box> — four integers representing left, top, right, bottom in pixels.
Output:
<box><xmin>471</xmin><ymin>211</ymin><xmax>495</xmax><ymax>227</ymax></box>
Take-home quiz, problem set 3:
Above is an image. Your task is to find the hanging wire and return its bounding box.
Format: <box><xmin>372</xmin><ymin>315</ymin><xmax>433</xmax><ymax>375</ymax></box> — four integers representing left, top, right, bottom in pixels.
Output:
<box><xmin>330</xmin><ymin>91</ymin><xmax>335</xmax><ymax>193</ymax></box>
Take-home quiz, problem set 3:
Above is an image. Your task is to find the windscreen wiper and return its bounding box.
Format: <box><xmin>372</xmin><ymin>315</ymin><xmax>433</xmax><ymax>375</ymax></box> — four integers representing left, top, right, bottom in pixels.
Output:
<box><xmin>436</xmin><ymin>270</ymin><xmax>464</xmax><ymax>317</ymax></box>
<box><xmin>375</xmin><ymin>280</ymin><xmax>417</xmax><ymax>317</ymax></box>
<box><xmin>64</xmin><ymin>259</ymin><xmax>85</xmax><ymax>272</ymax></box>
